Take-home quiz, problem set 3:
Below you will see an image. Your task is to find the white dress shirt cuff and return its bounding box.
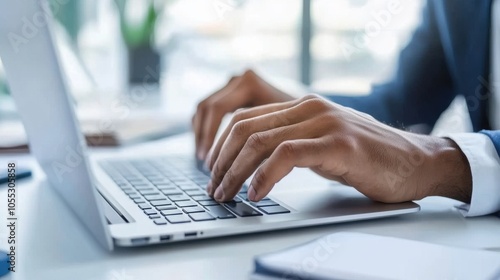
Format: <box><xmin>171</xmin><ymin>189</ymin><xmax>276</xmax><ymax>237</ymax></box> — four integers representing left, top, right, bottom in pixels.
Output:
<box><xmin>445</xmin><ymin>133</ymin><xmax>500</xmax><ymax>217</ymax></box>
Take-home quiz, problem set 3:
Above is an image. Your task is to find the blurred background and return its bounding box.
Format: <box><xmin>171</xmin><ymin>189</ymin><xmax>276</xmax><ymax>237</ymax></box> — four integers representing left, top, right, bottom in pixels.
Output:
<box><xmin>0</xmin><ymin>0</ymin><xmax>471</xmax><ymax>150</ymax></box>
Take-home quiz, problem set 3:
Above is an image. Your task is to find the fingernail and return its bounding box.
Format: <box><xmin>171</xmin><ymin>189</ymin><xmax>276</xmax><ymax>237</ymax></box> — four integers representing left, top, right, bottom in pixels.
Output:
<box><xmin>214</xmin><ymin>187</ymin><xmax>224</xmax><ymax>201</ymax></box>
<box><xmin>247</xmin><ymin>185</ymin><xmax>257</xmax><ymax>201</ymax></box>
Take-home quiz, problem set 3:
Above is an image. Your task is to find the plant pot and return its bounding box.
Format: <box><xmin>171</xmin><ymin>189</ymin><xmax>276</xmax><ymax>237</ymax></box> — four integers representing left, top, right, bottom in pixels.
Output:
<box><xmin>127</xmin><ymin>45</ymin><xmax>161</xmax><ymax>85</ymax></box>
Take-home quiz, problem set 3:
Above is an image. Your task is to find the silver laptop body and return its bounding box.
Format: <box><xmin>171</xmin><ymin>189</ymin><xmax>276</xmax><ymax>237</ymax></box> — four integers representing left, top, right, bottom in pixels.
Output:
<box><xmin>0</xmin><ymin>0</ymin><xmax>419</xmax><ymax>250</ymax></box>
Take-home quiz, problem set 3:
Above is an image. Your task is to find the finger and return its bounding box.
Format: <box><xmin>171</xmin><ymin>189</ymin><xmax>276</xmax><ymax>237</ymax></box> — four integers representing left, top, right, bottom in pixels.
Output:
<box><xmin>206</xmin><ymin>103</ymin><xmax>294</xmax><ymax>195</ymax></box>
<box><xmin>198</xmin><ymin>78</ymin><xmax>252</xmax><ymax>160</ymax></box>
<box><xmin>247</xmin><ymin>138</ymin><xmax>339</xmax><ymax>201</ymax></box>
<box><xmin>207</xmin><ymin>95</ymin><xmax>316</xmax><ymax>170</ymax></box>
<box><xmin>207</xmin><ymin>101</ymin><xmax>294</xmax><ymax>171</ymax></box>
<box><xmin>208</xmin><ymin>99</ymin><xmax>320</xmax><ymax>196</ymax></box>
<box><xmin>194</xmin><ymin>77</ymin><xmax>241</xmax><ymax>159</ymax></box>
<box><xmin>193</xmin><ymin>105</ymin><xmax>205</xmax><ymax>158</ymax></box>
<box><xmin>212</xmin><ymin>120</ymin><xmax>323</xmax><ymax>201</ymax></box>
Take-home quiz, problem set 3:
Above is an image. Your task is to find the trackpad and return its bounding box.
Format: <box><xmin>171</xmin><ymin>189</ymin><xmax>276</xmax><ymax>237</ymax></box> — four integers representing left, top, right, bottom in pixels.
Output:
<box><xmin>274</xmin><ymin>185</ymin><xmax>413</xmax><ymax>216</ymax></box>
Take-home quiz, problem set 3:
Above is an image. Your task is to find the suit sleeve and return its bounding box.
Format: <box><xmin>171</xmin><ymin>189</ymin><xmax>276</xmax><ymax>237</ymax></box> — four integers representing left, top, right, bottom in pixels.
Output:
<box><xmin>480</xmin><ymin>130</ymin><xmax>500</xmax><ymax>157</ymax></box>
<box><xmin>324</xmin><ymin>0</ymin><xmax>456</xmax><ymax>129</ymax></box>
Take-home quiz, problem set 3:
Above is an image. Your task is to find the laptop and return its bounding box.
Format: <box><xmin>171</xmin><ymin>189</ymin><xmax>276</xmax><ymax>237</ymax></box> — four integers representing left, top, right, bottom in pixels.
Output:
<box><xmin>0</xmin><ymin>0</ymin><xmax>419</xmax><ymax>250</ymax></box>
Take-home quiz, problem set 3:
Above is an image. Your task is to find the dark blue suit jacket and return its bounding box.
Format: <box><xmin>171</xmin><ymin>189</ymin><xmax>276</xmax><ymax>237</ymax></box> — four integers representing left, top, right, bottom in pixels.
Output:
<box><xmin>327</xmin><ymin>0</ymin><xmax>500</xmax><ymax>157</ymax></box>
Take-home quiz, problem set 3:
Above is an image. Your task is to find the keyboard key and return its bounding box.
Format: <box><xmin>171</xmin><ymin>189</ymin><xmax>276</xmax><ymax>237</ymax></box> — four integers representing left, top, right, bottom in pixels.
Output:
<box><xmin>171</xmin><ymin>178</ymin><xmax>189</xmax><ymax>183</ymax></box>
<box><xmin>128</xmin><ymin>194</ymin><xmax>141</xmax><ymax>199</ymax></box>
<box><xmin>150</xmin><ymin>200</ymin><xmax>171</xmax><ymax>206</ymax></box>
<box><xmin>259</xmin><ymin>205</ymin><xmax>290</xmax><ymax>215</ymax></box>
<box><xmin>131</xmin><ymin>182</ymin><xmax>151</xmax><ymax>187</ymax></box>
<box><xmin>161</xmin><ymin>209</ymin><xmax>183</xmax><ymax>216</ymax></box>
<box><xmin>156</xmin><ymin>205</ymin><xmax>177</xmax><ymax>211</ymax></box>
<box><xmin>161</xmin><ymin>189</ymin><xmax>183</xmax><ymax>196</ymax></box>
<box><xmin>168</xmin><ymin>195</ymin><xmax>190</xmax><ymax>202</ymax></box>
<box><xmin>123</xmin><ymin>190</ymin><xmax>137</xmax><ymax>196</ymax></box>
<box><xmin>134</xmin><ymin>185</ymin><xmax>155</xmax><ymax>190</ymax></box>
<box><xmin>185</xmin><ymin>190</ymin><xmax>205</xmax><ymax>196</ymax></box>
<box><xmin>156</xmin><ymin>184</ymin><xmax>176</xmax><ymax>190</ymax></box>
<box><xmin>191</xmin><ymin>195</ymin><xmax>213</xmax><ymax>201</ymax></box>
<box><xmin>133</xmin><ymin>198</ymin><xmax>146</xmax><ymax>204</ymax></box>
<box><xmin>138</xmin><ymin>190</ymin><xmax>159</xmax><ymax>195</ymax></box>
<box><xmin>199</xmin><ymin>200</ymin><xmax>219</xmax><ymax>206</ymax></box>
<box><xmin>205</xmin><ymin>205</ymin><xmax>236</xmax><ymax>219</ymax></box>
<box><xmin>150</xmin><ymin>179</ymin><xmax>170</xmax><ymax>184</ymax></box>
<box><xmin>224</xmin><ymin>202</ymin><xmax>262</xmax><ymax>217</ymax></box>
<box><xmin>117</xmin><ymin>183</ymin><xmax>132</xmax><ymax>188</ymax></box>
<box><xmin>237</xmin><ymin>193</ymin><xmax>248</xmax><ymax>200</ymax></box>
<box><xmin>183</xmin><ymin>206</ymin><xmax>205</xmax><ymax>214</ymax></box>
<box><xmin>149</xmin><ymin>214</ymin><xmax>161</xmax><ymax>219</ymax></box>
<box><xmin>138</xmin><ymin>203</ymin><xmax>152</xmax><ymax>210</ymax></box>
<box><xmin>250</xmin><ymin>200</ymin><xmax>279</xmax><ymax>207</ymax></box>
<box><xmin>166</xmin><ymin>214</ymin><xmax>191</xmax><ymax>224</ymax></box>
<box><xmin>153</xmin><ymin>218</ymin><xmax>167</xmax><ymax>225</ymax></box>
<box><xmin>144</xmin><ymin>209</ymin><xmax>158</xmax><ymax>216</ymax></box>
<box><xmin>129</xmin><ymin>179</ymin><xmax>148</xmax><ymax>185</ymax></box>
<box><xmin>231</xmin><ymin>197</ymin><xmax>242</xmax><ymax>203</ymax></box>
<box><xmin>238</xmin><ymin>193</ymin><xmax>270</xmax><ymax>201</ymax></box>
<box><xmin>177</xmin><ymin>184</ymin><xmax>200</xmax><ymax>191</ymax></box>
<box><xmin>189</xmin><ymin>212</ymin><xmax>216</xmax><ymax>221</ymax></box>
<box><xmin>175</xmin><ymin>200</ymin><xmax>197</xmax><ymax>208</ymax></box>
<box><xmin>144</xmin><ymin>194</ymin><xmax>167</xmax><ymax>201</ymax></box>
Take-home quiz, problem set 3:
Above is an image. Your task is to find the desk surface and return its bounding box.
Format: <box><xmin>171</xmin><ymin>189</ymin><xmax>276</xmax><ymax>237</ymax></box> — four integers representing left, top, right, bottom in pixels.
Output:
<box><xmin>1</xmin><ymin>134</ymin><xmax>500</xmax><ymax>280</ymax></box>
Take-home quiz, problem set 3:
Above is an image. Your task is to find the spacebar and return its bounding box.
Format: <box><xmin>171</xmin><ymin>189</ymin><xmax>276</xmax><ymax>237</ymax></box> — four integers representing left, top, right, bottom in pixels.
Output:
<box><xmin>224</xmin><ymin>202</ymin><xmax>262</xmax><ymax>217</ymax></box>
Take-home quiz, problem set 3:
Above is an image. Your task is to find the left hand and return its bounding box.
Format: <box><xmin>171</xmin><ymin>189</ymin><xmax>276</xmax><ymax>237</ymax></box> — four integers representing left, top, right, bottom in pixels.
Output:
<box><xmin>206</xmin><ymin>94</ymin><xmax>472</xmax><ymax>204</ymax></box>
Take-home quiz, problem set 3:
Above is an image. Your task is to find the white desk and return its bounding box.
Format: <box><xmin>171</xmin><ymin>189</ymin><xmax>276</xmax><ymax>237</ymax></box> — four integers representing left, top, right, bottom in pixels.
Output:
<box><xmin>1</xmin><ymin>134</ymin><xmax>500</xmax><ymax>280</ymax></box>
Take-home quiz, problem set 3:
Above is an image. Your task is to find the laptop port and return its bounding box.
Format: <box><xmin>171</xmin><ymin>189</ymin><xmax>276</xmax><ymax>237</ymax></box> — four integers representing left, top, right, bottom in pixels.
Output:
<box><xmin>131</xmin><ymin>237</ymin><xmax>150</xmax><ymax>245</ymax></box>
<box><xmin>160</xmin><ymin>235</ymin><xmax>171</xmax><ymax>242</ymax></box>
<box><xmin>184</xmin><ymin>232</ymin><xmax>197</xmax><ymax>238</ymax></box>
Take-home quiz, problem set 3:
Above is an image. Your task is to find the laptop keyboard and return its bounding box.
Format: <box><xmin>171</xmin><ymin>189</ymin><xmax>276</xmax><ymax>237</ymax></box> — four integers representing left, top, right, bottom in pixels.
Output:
<box><xmin>99</xmin><ymin>156</ymin><xmax>290</xmax><ymax>225</ymax></box>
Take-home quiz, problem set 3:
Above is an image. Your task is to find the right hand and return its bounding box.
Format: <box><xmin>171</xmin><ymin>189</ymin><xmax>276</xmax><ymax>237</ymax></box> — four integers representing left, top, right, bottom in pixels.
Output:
<box><xmin>192</xmin><ymin>69</ymin><xmax>294</xmax><ymax>160</ymax></box>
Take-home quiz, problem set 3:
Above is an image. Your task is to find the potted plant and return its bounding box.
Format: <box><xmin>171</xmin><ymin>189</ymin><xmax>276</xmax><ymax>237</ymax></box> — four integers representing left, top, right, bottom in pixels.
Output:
<box><xmin>115</xmin><ymin>0</ymin><xmax>165</xmax><ymax>86</ymax></box>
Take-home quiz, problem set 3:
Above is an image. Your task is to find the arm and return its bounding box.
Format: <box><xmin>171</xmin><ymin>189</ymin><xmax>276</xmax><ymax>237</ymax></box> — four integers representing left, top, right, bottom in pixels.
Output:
<box><xmin>205</xmin><ymin>95</ymin><xmax>473</xmax><ymax>207</ymax></box>
<box><xmin>325</xmin><ymin>1</ymin><xmax>457</xmax><ymax>129</ymax></box>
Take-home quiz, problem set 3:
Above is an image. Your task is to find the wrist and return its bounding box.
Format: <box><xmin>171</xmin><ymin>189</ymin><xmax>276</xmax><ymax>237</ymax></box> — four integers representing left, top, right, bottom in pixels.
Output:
<box><xmin>423</xmin><ymin>137</ymin><xmax>472</xmax><ymax>203</ymax></box>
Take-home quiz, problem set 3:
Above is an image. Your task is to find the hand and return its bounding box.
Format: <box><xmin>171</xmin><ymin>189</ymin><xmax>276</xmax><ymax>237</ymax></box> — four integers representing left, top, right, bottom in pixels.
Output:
<box><xmin>192</xmin><ymin>69</ymin><xmax>294</xmax><ymax>160</ymax></box>
<box><xmin>206</xmin><ymin>94</ymin><xmax>472</xmax><ymax>204</ymax></box>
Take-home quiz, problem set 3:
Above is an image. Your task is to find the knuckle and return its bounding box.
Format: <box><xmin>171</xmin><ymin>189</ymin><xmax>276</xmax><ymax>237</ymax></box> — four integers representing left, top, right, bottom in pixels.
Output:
<box><xmin>277</xmin><ymin>141</ymin><xmax>296</xmax><ymax>159</ymax></box>
<box><xmin>210</xmin><ymin>100</ymin><xmax>223</xmax><ymax>111</ymax></box>
<box><xmin>233</xmin><ymin>108</ymin><xmax>249</xmax><ymax>121</ymax></box>
<box><xmin>247</xmin><ymin>132</ymin><xmax>267</xmax><ymax>151</ymax></box>
<box><xmin>196</xmin><ymin>101</ymin><xmax>207</xmax><ymax>111</ymax></box>
<box><xmin>228</xmin><ymin>75</ymin><xmax>240</xmax><ymax>83</ymax></box>
<box><xmin>242</xmin><ymin>69</ymin><xmax>255</xmax><ymax>78</ymax></box>
<box><xmin>231</xmin><ymin>120</ymin><xmax>251</xmax><ymax>137</ymax></box>
<box><xmin>319</xmin><ymin>112</ymin><xmax>341</xmax><ymax>128</ymax></box>
<box><xmin>335</xmin><ymin>135</ymin><xmax>356</xmax><ymax>153</ymax></box>
<box><xmin>300</xmin><ymin>96</ymin><xmax>330</xmax><ymax>110</ymax></box>
<box><xmin>301</xmin><ymin>93</ymin><xmax>321</xmax><ymax>102</ymax></box>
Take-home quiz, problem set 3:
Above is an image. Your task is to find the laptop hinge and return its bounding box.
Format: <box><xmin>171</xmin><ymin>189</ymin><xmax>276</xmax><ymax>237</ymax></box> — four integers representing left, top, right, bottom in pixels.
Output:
<box><xmin>98</xmin><ymin>192</ymin><xmax>128</xmax><ymax>224</ymax></box>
